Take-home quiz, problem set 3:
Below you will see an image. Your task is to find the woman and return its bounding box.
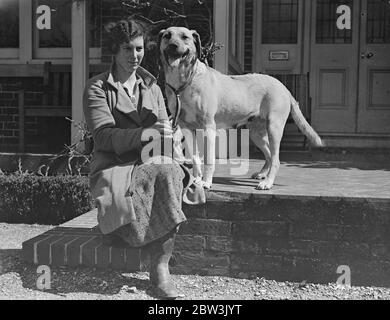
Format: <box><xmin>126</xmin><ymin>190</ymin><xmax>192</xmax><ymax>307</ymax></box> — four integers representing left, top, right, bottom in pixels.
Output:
<box><xmin>83</xmin><ymin>17</ymin><xmax>204</xmax><ymax>299</ymax></box>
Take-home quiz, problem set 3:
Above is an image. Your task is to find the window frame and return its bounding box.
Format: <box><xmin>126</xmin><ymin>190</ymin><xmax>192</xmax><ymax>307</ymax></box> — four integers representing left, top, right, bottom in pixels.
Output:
<box><xmin>0</xmin><ymin>0</ymin><xmax>21</xmax><ymax>60</ymax></box>
<box><xmin>32</xmin><ymin>0</ymin><xmax>101</xmax><ymax>59</ymax></box>
<box><xmin>261</xmin><ymin>0</ymin><xmax>300</xmax><ymax>45</ymax></box>
<box><xmin>315</xmin><ymin>0</ymin><xmax>353</xmax><ymax>44</ymax></box>
<box><xmin>228</xmin><ymin>0</ymin><xmax>245</xmax><ymax>74</ymax></box>
<box><xmin>0</xmin><ymin>0</ymin><xmax>101</xmax><ymax>63</ymax></box>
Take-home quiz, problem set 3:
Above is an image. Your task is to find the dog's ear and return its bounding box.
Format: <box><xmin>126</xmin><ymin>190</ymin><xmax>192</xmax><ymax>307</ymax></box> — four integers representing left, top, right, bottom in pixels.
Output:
<box><xmin>157</xmin><ymin>29</ymin><xmax>166</xmax><ymax>52</ymax></box>
<box><xmin>191</xmin><ymin>31</ymin><xmax>202</xmax><ymax>59</ymax></box>
<box><xmin>104</xmin><ymin>21</ymin><xmax>116</xmax><ymax>33</ymax></box>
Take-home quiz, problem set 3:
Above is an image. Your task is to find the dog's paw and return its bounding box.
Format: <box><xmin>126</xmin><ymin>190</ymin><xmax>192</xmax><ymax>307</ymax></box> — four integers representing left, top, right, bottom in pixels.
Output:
<box><xmin>194</xmin><ymin>178</ymin><xmax>212</xmax><ymax>189</ymax></box>
<box><xmin>251</xmin><ymin>172</ymin><xmax>267</xmax><ymax>180</ymax></box>
<box><xmin>195</xmin><ymin>179</ymin><xmax>212</xmax><ymax>189</ymax></box>
<box><xmin>256</xmin><ymin>179</ymin><xmax>273</xmax><ymax>190</ymax></box>
<box><xmin>194</xmin><ymin>176</ymin><xmax>203</xmax><ymax>185</ymax></box>
<box><xmin>201</xmin><ymin>181</ymin><xmax>212</xmax><ymax>190</ymax></box>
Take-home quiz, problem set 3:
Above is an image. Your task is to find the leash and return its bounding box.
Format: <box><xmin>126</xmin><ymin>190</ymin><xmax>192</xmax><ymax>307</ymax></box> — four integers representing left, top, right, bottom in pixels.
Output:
<box><xmin>166</xmin><ymin>66</ymin><xmax>197</xmax><ymax>131</ymax></box>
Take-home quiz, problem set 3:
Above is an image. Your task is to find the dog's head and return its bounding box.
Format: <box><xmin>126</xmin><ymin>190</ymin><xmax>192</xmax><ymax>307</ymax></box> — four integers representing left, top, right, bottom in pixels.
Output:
<box><xmin>158</xmin><ymin>27</ymin><xmax>201</xmax><ymax>69</ymax></box>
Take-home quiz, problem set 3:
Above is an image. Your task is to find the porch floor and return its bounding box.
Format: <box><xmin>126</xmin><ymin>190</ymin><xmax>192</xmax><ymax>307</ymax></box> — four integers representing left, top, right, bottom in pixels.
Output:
<box><xmin>212</xmin><ymin>157</ymin><xmax>390</xmax><ymax>200</ymax></box>
<box><xmin>60</xmin><ymin>156</ymin><xmax>390</xmax><ymax>231</ymax></box>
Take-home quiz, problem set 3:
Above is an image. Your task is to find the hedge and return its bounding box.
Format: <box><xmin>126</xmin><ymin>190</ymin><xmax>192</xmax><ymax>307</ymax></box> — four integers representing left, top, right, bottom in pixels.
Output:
<box><xmin>0</xmin><ymin>173</ymin><xmax>94</xmax><ymax>225</ymax></box>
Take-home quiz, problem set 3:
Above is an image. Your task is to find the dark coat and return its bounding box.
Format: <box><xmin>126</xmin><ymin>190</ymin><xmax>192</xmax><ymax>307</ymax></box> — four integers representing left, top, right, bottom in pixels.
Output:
<box><xmin>84</xmin><ymin>66</ymin><xmax>165</xmax><ymax>234</ymax></box>
<box><xmin>83</xmin><ymin>65</ymin><xmax>205</xmax><ymax>234</ymax></box>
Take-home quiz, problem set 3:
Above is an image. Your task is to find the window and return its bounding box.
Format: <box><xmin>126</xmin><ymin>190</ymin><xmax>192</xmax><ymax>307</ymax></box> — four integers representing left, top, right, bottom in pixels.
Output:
<box><xmin>0</xmin><ymin>0</ymin><xmax>19</xmax><ymax>48</ymax></box>
<box><xmin>367</xmin><ymin>0</ymin><xmax>390</xmax><ymax>44</ymax></box>
<box><xmin>36</xmin><ymin>0</ymin><xmax>71</xmax><ymax>48</ymax></box>
<box><xmin>90</xmin><ymin>0</ymin><xmax>102</xmax><ymax>48</ymax></box>
<box><xmin>229</xmin><ymin>0</ymin><xmax>239</xmax><ymax>57</ymax></box>
<box><xmin>33</xmin><ymin>0</ymin><xmax>102</xmax><ymax>58</ymax></box>
<box><xmin>262</xmin><ymin>0</ymin><xmax>298</xmax><ymax>44</ymax></box>
<box><xmin>228</xmin><ymin>0</ymin><xmax>244</xmax><ymax>73</ymax></box>
<box><xmin>316</xmin><ymin>0</ymin><xmax>353</xmax><ymax>44</ymax></box>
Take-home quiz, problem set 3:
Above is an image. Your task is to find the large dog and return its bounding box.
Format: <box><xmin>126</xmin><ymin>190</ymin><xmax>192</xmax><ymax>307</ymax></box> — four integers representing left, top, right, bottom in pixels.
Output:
<box><xmin>159</xmin><ymin>27</ymin><xmax>323</xmax><ymax>190</ymax></box>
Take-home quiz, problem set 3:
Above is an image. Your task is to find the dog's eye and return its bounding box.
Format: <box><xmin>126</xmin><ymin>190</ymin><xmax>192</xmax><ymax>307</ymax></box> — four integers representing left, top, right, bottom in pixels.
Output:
<box><xmin>182</xmin><ymin>35</ymin><xmax>189</xmax><ymax>40</ymax></box>
<box><xmin>163</xmin><ymin>33</ymin><xmax>171</xmax><ymax>39</ymax></box>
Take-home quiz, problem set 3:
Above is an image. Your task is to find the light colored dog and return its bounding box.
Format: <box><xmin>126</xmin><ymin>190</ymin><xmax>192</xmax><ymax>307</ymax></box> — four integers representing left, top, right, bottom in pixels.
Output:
<box><xmin>159</xmin><ymin>27</ymin><xmax>323</xmax><ymax>190</ymax></box>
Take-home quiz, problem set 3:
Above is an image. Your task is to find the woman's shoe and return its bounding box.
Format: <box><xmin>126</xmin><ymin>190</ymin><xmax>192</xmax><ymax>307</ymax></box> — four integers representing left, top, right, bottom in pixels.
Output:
<box><xmin>148</xmin><ymin>230</ymin><xmax>178</xmax><ymax>299</ymax></box>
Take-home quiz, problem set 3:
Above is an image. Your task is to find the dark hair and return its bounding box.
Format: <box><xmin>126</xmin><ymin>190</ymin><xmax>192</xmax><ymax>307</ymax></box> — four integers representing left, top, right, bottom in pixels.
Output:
<box><xmin>105</xmin><ymin>17</ymin><xmax>145</xmax><ymax>54</ymax></box>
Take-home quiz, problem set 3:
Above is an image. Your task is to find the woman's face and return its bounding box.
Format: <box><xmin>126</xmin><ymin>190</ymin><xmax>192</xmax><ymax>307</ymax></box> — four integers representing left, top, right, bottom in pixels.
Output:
<box><xmin>115</xmin><ymin>36</ymin><xmax>144</xmax><ymax>74</ymax></box>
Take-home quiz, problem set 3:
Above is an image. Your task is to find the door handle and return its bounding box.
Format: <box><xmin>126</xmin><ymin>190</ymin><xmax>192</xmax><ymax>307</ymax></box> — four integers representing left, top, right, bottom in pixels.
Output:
<box><xmin>361</xmin><ymin>52</ymin><xmax>374</xmax><ymax>59</ymax></box>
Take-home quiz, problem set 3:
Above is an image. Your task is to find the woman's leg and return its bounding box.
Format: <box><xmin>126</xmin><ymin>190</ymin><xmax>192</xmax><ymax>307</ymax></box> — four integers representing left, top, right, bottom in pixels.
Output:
<box><xmin>147</xmin><ymin>227</ymin><xmax>178</xmax><ymax>299</ymax></box>
<box><xmin>112</xmin><ymin>159</ymin><xmax>185</xmax><ymax>298</ymax></box>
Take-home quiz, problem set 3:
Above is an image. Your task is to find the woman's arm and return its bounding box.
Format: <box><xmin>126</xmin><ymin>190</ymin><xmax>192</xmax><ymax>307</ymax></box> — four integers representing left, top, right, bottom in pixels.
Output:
<box><xmin>154</xmin><ymin>84</ymin><xmax>170</xmax><ymax>121</ymax></box>
<box><xmin>83</xmin><ymin>79</ymin><xmax>143</xmax><ymax>155</ymax></box>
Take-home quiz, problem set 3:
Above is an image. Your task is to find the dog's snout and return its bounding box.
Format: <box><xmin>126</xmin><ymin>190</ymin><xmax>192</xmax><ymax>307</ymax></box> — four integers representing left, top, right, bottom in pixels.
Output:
<box><xmin>168</xmin><ymin>43</ymin><xmax>178</xmax><ymax>50</ymax></box>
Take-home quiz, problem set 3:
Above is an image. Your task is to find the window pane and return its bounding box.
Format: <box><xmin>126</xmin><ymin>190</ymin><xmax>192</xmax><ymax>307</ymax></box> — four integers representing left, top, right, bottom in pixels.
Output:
<box><xmin>262</xmin><ymin>0</ymin><xmax>298</xmax><ymax>44</ymax></box>
<box><xmin>229</xmin><ymin>0</ymin><xmax>237</xmax><ymax>56</ymax></box>
<box><xmin>316</xmin><ymin>0</ymin><xmax>353</xmax><ymax>44</ymax></box>
<box><xmin>89</xmin><ymin>0</ymin><xmax>102</xmax><ymax>48</ymax></box>
<box><xmin>0</xmin><ymin>0</ymin><xmax>19</xmax><ymax>48</ymax></box>
<box><xmin>367</xmin><ymin>0</ymin><xmax>390</xmax><ymax>44</ymax></box>
<box><xmin>36</xmin><ymin>0</ymin><xmax>102</xmax><ymax>48</ymax></box>
<box><xmin>37</xmin><ymin>0</ymin><xmax>71</xmax><ymax>48</ymax></box>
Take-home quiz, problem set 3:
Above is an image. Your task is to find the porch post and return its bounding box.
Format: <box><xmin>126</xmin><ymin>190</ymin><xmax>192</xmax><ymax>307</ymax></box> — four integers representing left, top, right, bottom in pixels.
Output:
<box><xmin>71</xmin><ymin>0</ymin><xmax>89</xmax><ymax>146</ymax></box>
<box><xmin>214</xmin><ymin>0</ymin><xmax>229</xmax><ymax>73</ymax></box>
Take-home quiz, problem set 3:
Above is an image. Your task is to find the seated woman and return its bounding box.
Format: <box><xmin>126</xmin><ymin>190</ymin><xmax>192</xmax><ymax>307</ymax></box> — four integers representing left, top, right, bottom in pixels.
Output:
<box><xmin>83</xmin><ymin>17</ymin><xmax>204</xmax><ymax>299</ymax></box>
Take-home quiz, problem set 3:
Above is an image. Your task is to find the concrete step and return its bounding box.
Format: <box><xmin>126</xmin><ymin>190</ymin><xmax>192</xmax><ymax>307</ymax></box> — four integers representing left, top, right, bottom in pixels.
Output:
<box><xmin>22</xmin><ymin>210</ymin><xmax>147</xmax><ymax>272</ymax></box>
<box><xmin>21</xmin><ymin>228</ymin><xmax>147</xmax><ymax>272</ymax></box>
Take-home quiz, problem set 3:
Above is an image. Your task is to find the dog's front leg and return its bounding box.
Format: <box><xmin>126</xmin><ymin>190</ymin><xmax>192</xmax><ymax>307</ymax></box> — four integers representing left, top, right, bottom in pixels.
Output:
<box><xmin>201</xmin><ymin>125</ymin><xmax>216</xmax><ymax>189</ymax></box>
<box><xmin>181</xmin><ymin>128</ymin><xmax>203</xmax><ymax>183</ymax></box>
<box><xmin>192</xmin><ymin>153</ymin><xmax>203</xmax><ymax>183</ymax></box>
<box><xmin>172</xmin><ymin>126</ymin><xmax>187</xmax><ymax>164</ymax></box>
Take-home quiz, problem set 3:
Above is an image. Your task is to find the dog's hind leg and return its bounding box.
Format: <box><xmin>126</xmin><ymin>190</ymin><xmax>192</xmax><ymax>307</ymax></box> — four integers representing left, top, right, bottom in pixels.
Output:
<box><xmin>248</xmin><ymin>118</ymin><xmax>271</xmax><ymax>180</ymax></box>
<box><xmin>256</xmin><ymin>114</ymin><xmax>287</xmax><ymax>190</ymax></box>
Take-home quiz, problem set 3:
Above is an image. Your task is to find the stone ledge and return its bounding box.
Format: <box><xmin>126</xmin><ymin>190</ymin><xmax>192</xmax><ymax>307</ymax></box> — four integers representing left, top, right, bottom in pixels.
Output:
<box><xmin>21</xmin><ymin>158</ymin><xmax>390</xmax><ymax>287</ymax></box>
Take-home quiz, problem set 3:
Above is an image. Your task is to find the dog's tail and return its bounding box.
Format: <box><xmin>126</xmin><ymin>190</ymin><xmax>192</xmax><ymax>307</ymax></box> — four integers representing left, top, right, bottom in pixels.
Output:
<box><xmin>290</xmin><ymin>95</ymin><xmax>324</xmax><ymax>148</ymax></box>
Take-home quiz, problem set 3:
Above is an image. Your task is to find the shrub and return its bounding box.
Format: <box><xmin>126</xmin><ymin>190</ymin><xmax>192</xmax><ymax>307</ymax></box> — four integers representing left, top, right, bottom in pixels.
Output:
<box><xmin>0</xmin><ymin>172</ymin><xmax>94</xmax><ymax>225</ymax></box>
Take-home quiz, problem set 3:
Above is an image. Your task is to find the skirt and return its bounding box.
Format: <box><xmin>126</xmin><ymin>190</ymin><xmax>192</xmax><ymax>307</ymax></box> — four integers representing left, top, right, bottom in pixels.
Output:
<box><xmin>111</xmin><ymin>161</ymin><xmax>187</xmax><ymax>247</ymax></box>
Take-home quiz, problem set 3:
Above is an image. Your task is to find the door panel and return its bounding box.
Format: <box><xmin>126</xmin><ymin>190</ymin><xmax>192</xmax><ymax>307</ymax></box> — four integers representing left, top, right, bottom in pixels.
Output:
<box><xmin>255</xmin><ymin>0</ymin><xmax>303</xmax><ymax>73</ymax></box>
<box><xmin>310</xmin><ymin>0</ymin><xmax>360</xmax><ymax>133</ymax></box>
<box><xmin>318</xmin><ymin>69</ymin><xmax>347</xmax><ymax>106</ymax></box>
<box><xmin>358</xmin><ymin>0</ymin><xmax>390</xmax><ymax>133</ymax></box>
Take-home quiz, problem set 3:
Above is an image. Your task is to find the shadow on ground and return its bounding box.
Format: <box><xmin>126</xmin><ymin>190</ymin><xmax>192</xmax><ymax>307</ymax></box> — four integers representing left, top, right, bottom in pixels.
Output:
<box><xmin>0</xmin><ymin>249</ymin><xmax>163</xmax><ymax>299</ymax></box>
<box><xmin>281</xmin><ymin>160</ymin><xmax>390</xmax><ymax>171</ymax></box>
<box><xmin>212</xmin><ymin>177</ymin><xmax>285</xmax><ymax>188</ymax></box>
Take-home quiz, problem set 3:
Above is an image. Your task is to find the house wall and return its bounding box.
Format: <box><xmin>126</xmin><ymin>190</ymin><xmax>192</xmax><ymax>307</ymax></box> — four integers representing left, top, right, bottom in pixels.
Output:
<box><xmin>0</xmin><ymin>0</ymin><xmax>215</xmax><ymax>153</ymax></box>
<box><xmin>0</xmin><ymin>77</ymin><xmax>64</xmax><ymax>153</ymax></box>
<box><xmin>1</xmin><ymin>0</ymin><xmax>389</xmax><ymax>153</ymax></box>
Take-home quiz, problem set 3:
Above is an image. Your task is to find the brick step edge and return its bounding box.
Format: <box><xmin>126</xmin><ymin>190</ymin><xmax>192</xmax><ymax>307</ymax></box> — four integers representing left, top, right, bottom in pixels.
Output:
<box><xmin>21</xmin><ymin>227</ymin><xmax>147</xmax><ymax>272</ymax></box>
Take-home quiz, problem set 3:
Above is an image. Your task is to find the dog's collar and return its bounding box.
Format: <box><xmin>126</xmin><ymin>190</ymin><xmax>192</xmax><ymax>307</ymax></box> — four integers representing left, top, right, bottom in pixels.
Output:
<box><xmin>165</xmin><ymin>69</ymin><xmax>196</xmax><ymax>96</ymax></box>
<box><xmin>166</xmin><ymin>64</ymin><xmax>197</xmax><ymax>130</ymax></box>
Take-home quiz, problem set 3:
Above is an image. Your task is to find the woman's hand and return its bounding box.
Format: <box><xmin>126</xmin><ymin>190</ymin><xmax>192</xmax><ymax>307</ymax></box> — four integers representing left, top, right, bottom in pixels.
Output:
<box><xmin>141</xmin><ymin>120</ymin><xmax>173</xmax><ymax>142</ymax></box>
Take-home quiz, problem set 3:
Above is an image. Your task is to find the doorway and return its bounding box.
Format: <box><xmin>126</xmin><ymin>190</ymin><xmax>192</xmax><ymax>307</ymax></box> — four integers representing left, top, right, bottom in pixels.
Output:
<box><xmin>310</xmin><ymin>0</ymin><xmax>390</xmax><ymax>134</ymax></box>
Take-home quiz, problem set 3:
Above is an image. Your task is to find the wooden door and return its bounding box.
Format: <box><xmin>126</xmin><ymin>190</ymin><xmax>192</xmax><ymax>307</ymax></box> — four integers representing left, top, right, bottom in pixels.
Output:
<box><xmin>310</xmin><ymin>0</ymin><xmax>360</xmax><ymax>133</ymax></box>
<box><xmin>254</xmin><ymin>0</ymin><xmax>304</xmax><ymax>74</ymax></box>
<box><xmin>357</xmin><ymin>0</ymin><xmax>390</xmax><ymax>133</ymax></box>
